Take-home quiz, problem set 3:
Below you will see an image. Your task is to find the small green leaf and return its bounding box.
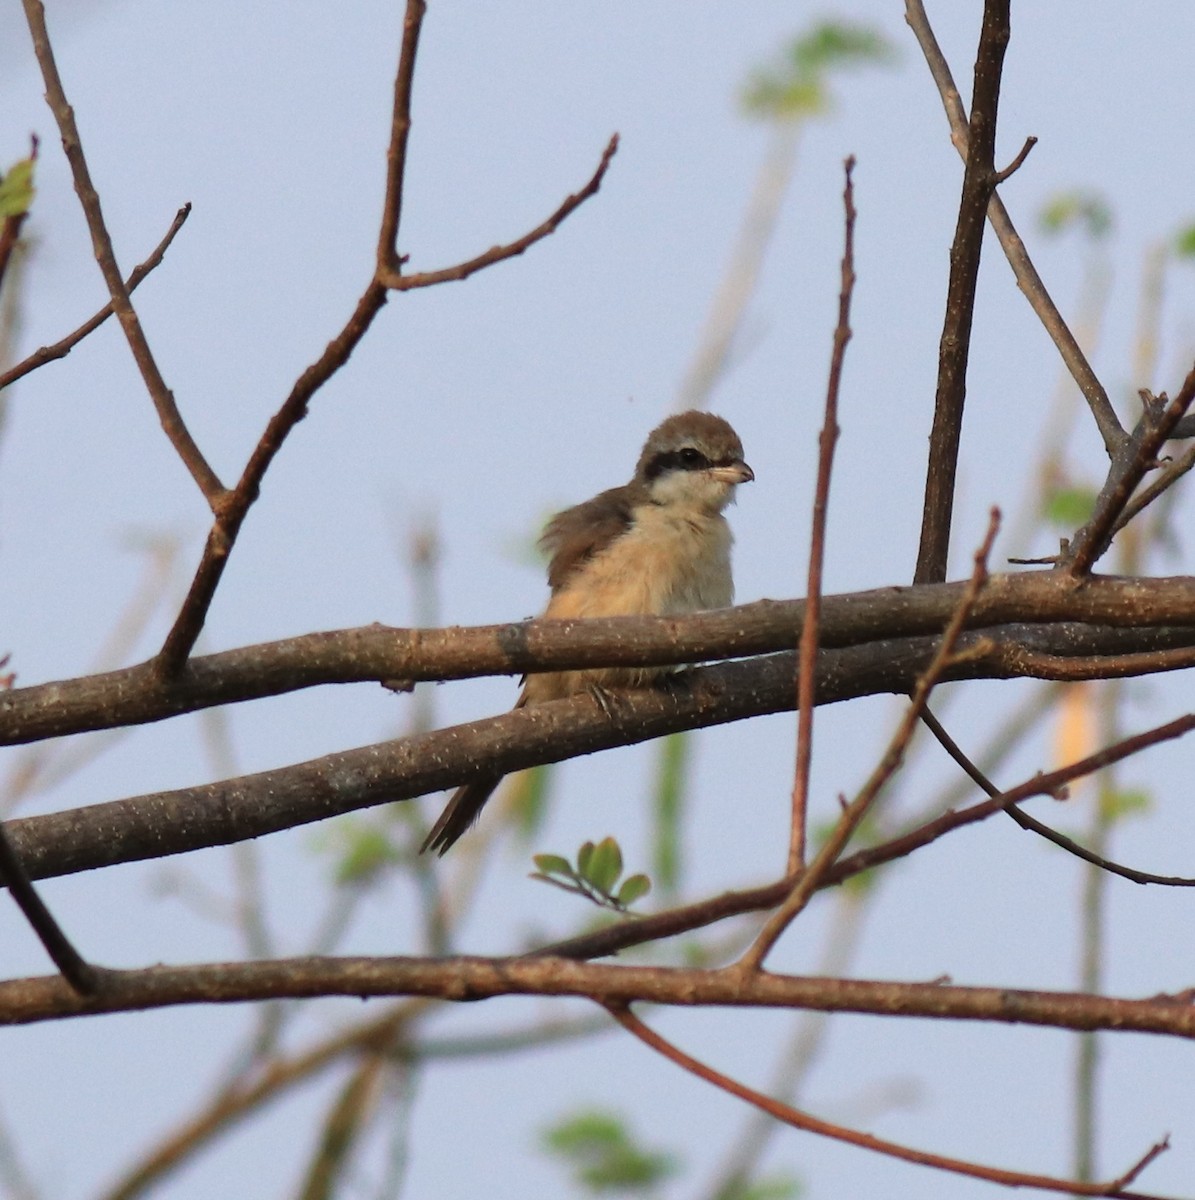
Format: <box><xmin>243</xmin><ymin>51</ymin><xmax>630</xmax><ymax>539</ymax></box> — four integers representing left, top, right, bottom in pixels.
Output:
<box><xmin>652</xmin><ymin>732</ymin><xmax>688</xmax><ymax>896</ymax></box>
<box><xmin>0</xmin><ymin>155</ymin><xmax>36</xmax><ymax>219</ymax></box>
<box><xmin>1175</xmin><ymin>224</ymin><xmax>1195</xmax><ymax>259</ymax></box>
<box><xmin>333</xmin><ymin>825</ymin><xmax>400</xmax><ymax>885</ymax></box>
<box><xmin>1038</xmin><ymin>191</ymin><xmax>1112</xmax><ymax>240</ymax></box>
<box><xmin>542</xmin><ymin>1110</ymin><xmax>677</xmax><ymax>1192</ymax></box>
<box><xmin>616</xmin><ymin>874</ymin><xmax>651</xmax><ymax>907</ymax></box>
<box><xmin>717</xmin><ymin>1171</ymin><xmax>803</xmax><ymax>1200</ymax></box>
<box><xmin>510</xmin><ymin>764</ymin><xmax>554</xmax><ymax>841</ymax></box>
<box><xmin>1100</xmin><ymin>787</ymin><xmax>1152</xmax><ymax>822</ymax></box>
<box><xmin>532</xmin><ymin>853</ymin><xmax>573</xmax><ymax>878</ymax></box>
<box><xmin>585</xmin><ymin>837</ymin><xmax>623</xmax><ymax>894</ymax></box>
<box><xmin>1043</xmin><ymin>485</ymin><xmax>1098</xmax><ymax>529</ymax></box>
<box><xmin>576</xmin><ymin>840</ymin><xmax>596</xmax><ymax>878</ymax></box>
<box><xmin>742</xmin><ymin>20</ymin><xmax>895</xmax><ymax>121</ymax></box>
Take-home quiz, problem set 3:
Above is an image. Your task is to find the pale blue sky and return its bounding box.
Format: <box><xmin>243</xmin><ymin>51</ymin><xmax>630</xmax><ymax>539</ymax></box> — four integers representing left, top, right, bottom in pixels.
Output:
<box><xmin>3</xmin><ymin>3</ymin><xmax>1195</xmax><ymax>1197</ymax></box>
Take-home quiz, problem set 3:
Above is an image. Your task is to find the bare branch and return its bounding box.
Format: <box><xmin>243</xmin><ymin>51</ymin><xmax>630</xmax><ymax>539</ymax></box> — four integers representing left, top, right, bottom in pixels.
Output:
<box><xmin>609</xmin><ymin>1003</ymin><xmax>1172</xmax><ymax>1199</ymax></box>
<box><xmin>904</xmin><ymin>0</ymin><xmax>1123</xmax><ymax>456</ymax></box>
<box><xmin>8</xmin><ymin>574</ymin><xmax>1195</xmax><ymax>746</ymax></box>
<box><xmin>378</xmin><ymin>134</ymin><xmax>620</xmax><ymax>290</ymax></box>
<box><xmin>920</xmin><ymin>705</ymin><xmax>1195</xmax><ymax>887</ymax></box>
<box><xmin>745</xmin><ymin>511</ymin><xmax>999</xmax><ymax>972</ymax></box>
<box><xmin>156</xmin><ymin>0</ymin><xmax>434</xmax><ymax>673</ymax></box>
<box><xmin>0</xmin><ymin>204</ymin><xmax>191</xmax><ymax>393</ymax></box>
<box><xmin>20</xmin><ymin>1</ymin><xmax>224</xmax><ymax>505</ymax></box>
<box><xmin>1066</xmin><ymin>369</ymin><xmax>1195</xmax><ymax>574</ymax></box>
<box><xmin>790</xmin><ymin>156</ymin><xmax>855</xmax><ymax>872</ymax></box>
<box><xmin>0</xmin><ymin>824</ymin><xmax>98</xmax><ymax>994</ymax></box>
<box><xmin>913</xmin><ymin>1</ymin><xmax>1010</xmax><ymax>584</ymax></box>
<box><xmin>9</xmin><ymin>952</ymin><xmax>1195</xmax><ymax>1050</ymax></box>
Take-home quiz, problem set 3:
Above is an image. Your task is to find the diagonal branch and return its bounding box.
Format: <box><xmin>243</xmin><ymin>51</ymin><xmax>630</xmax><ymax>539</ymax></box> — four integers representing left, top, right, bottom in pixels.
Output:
<box><xmin>790</xmin><ymin>156</ymin><xmax>855</xmax><ymax>872</ymax></box>
<box><xmin>905</xmin><ymin>0</ymin><xmax>1123</xmax><ymax>456</ymax></box>
<box><xmin>744</xmin><ymin>511</ymin><xmax>999</xmax><ymax>972</ymax></box>
<box><xmin>1064</xmin><ymin>368</ymin><xmax>1195</xmax><ymax>574</ymax></box>
<box><xmin>0</xmin><ymin>204</ymin><xmax>191</xmax><ymax>393</ymax></box>
<box><xmin>609</xmin><ymin>1003</ymin><xmax>1171</xmax><ymax>1199</ymax></box>
<box><xmin>378</xmin><ymin>134</ymin><xmax>619</xmax><ymax>290</ymax></box>
<box><xmin>156</xmin><ymin>0</ymin><xmax>431</xmax><ymax>673</ymax></box>
<box><xmin>0</xmin><ymin>823</ymin><xmax>98</xmax><ymax>995</ymax></box>
<box><xmin>20</xmin><ymin>1</ymin><xmax>224</xmax><ymax>506</ymax></box>
<box><xmin>914</xmin><ymin>0</ymin><xmax>1010</xmax><ymax>584</ymax></box>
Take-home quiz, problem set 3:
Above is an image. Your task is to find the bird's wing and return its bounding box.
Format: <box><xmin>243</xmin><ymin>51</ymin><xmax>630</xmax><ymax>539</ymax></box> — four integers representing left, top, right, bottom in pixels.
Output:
<box><xmin>539</xmin><ymin>484</ymin><xmax>637</xmax><ymax>592</ymax></box>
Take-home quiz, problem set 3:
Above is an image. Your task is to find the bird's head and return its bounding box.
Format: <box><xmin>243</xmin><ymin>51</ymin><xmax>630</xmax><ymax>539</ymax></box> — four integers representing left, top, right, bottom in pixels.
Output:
<box><xmin>635</xmin><ymin>411</ymin><xmax>754</xmax><ymax>514</ymax></box>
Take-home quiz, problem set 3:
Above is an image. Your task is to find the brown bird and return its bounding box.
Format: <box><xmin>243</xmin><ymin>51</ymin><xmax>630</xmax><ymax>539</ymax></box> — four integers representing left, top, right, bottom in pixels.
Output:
<box><xmin>421</xmin><ymin>410</ymin><xmax>753</xmax><ymax>854</ymax></box>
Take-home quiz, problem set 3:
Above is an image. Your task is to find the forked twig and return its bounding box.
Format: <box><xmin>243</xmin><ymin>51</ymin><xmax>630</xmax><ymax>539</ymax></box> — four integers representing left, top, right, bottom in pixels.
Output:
<box><xmin>1065</xmin><ymin>370</ymin><xmax>1195</xmax><ymax>574</ymax></box>
<box><xmin>0</xmin><ymin>205</ymin><xmax>191</xmax><ymax>393</ymax></box>
<box><xmin>20</xmin><ymin>0</ymin><xmax>224</xmax><ymax>506</ymax></box>
<box><xmin>789</xmin><ymin>156</ymin><xmax>856</xmax><ymax>872</ymax></box>
<box><xmin>742</xmin><ymin>511</ymin><xmax>1001</xmax><ymax>972</ymax></box>
<box><xmin>904</xmin><ymin>0</ymin><xmax>1123</xmax><ymax>456</ymax></box>
<box><xmin>608</xmin><ymin>1003</ymin><xmax>1172</xmax><ymax>1198</ymax></box>
<box><xmin>379</xmin><ymin>135</ymin><xmax>619</xmax><ymax>290</ymax></box>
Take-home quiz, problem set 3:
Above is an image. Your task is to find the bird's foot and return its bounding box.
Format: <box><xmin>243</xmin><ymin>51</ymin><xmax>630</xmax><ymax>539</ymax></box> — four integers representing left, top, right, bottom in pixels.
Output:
<box><xmin>656</xmin><ymin>667</ymin><xmax>696</xmax><ymax>699</ymax></box>
<box><xmin>586</xmin><ymin>682</ymin><xmax>623</xmax><ymax>720</ymax></box>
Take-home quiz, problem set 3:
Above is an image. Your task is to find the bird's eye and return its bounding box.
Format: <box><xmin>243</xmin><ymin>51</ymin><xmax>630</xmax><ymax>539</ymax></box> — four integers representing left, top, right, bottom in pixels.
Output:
<box><xmin>678</xmin><ymin>447</ymin><xmax>704</xmax><ymax>467</ymax></box>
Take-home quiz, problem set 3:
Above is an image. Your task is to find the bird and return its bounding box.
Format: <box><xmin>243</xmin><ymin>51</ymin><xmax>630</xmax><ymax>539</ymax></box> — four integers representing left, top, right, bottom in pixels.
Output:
<box><xmin>421</xmin><ymin>410</ymin><xmax>754</xmax><ymax>855</ymax></box>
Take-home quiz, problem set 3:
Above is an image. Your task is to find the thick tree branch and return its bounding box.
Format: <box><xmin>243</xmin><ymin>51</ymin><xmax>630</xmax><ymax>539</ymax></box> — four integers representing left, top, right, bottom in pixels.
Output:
<box><xmin>914</xmin><ymin>0</ymin><xmax>1009</xmax><ymax>585</ymax></box>
<box><xmin>9</xmin><ymin>630</ymin><xmax>1195</xmax><ymax>889</ymax></box>
<box><xmin>6</xmin><ymin>953</ymin><xmax>1195</xmax><ymax>1045</ymax></box>
<box><xmin>6</xmin><ymin>573</ymin><xmax>1195</xmax><ymax>746</ymax></box>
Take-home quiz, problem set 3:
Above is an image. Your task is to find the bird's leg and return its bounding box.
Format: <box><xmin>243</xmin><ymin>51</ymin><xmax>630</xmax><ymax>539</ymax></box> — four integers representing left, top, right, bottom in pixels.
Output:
<box><xmin>586</xmin><ymin>682</ymin><xmax>621</xmax><ymax>720</ymax></box>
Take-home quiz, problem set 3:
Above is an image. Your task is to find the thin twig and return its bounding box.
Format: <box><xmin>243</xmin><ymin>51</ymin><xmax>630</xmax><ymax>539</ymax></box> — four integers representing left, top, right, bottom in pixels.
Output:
<box><xmin>20</xmin><ymin>1</ymin><xmax>223</xmax><ymax>505</ymax></box>
<box><xmin>608</xmin><ymin>1004</ymin><xmax>1172</xmax><ymax>1199</ymax></box>
<box><xmin>155</xmin><ymin>0</ymin><xmax>433</xmax><ymax>672</ymax></box>
<box><xmin>904</xmin><ymin>0</ymin><xmax>1123</xmax><ymax>456</ymax></box>
<box><xmin>919</xmin><ymin>705</ymin><xmax>1195</xmax><ymax>886</ymax></box>
<box><xmin>1110</xmin><ymin>440</ymin><xmax>1195</xmax><ymax>540</ymax></box>
<box><xmin>913</xmin><ymin>0</ymin><xmax>1010</xmax><ymax>584</ymax></box>
<box><xmin>535</xmin><ymin>706</ymin><xmax>1195</xmax><ymax>964</ymax></box>
<box><xmin>742</xmin><ymin>510</ymin><xmax>1000</xmax><ymax>972</ymax></box>
<box><xmin>378</xmin><ymin>135</ymin><xmax>619</xmax><ymax>290</ymax></box>
<box><xmin>1066</xmin><ymin>368</ymin><xmax>1195</xmax><ymax>574</ymax></box>
<box><xmin>0</xmin><ymin>823</ymin><xmax>98</xmax><ymax>994</ymax></box>
<box><xmin>0</xmin><ymin>204</ymin><xmax>191</xmax><ymax>393</ymax></box>
<box><xmin>789</xmin><ymin>157</ymin><xmax>856</xmax><ymax>873</ymax></box>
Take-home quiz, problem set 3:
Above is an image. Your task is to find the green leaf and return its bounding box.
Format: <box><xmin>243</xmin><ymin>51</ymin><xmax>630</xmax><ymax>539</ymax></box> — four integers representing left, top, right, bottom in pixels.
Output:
<box><xmin>742</xmin><ymin>20</ymin><xmax>895</xmax><ymax>121</ymax></box>
<box><xmin>652</xmin><ymin>732</ymin><xmax>688</xmax><ymax>896</ymax></box>
<box><xmin>511</xmin><ymin>765</ymin><xmax>554</xmax><ymax>841</ymax></box>
<box><xmin>0</xmin><ymin>156</ymin><xmax>36</xmax><ymax>219</ymax></box>
<box><xmin>717</xmin><ymin>1171</ymin><xmax>803</xmax><ymax>1200</ymax></box>
<box><xmin>584</xmin><ymin>837</ymin><xmax>623</xmax><ymax>895</ymax></box>
<box><xmin>1099</xmin><ymin>787</ymin><xmax>1152</xmax><ymax>823</ymax></box>
<box><xmin>616</xmin><ymin>874</ymin><xmax>652</xmax><ymax>908</ymax></box>
<box><xmin>1037</xmin><ymin>191</ymin><xmax>1113</xmax><ymax>240</ymax></box>
<box><xmin>332</xmin><ymin>824</ymin><xmax>400</xmax><ymax>885</ymax></box>
<box><xmin>542</xmin><ymin>1110</ymin><xmax>677</xmax><ymax>1193</ymax></box>
<box><xmin>532</xmin><ymin>853</ymin><xmax>573</xmax><ymax>878</ymax></box>
<box><xmin>1043</xmin><ymin>485</ymin><xmax>1098</xmax><ymax>529</ymax></box>
<box><xmin>1175</xmin><ymin>224</ymin><xmax>1195</xmax><ymax>259</ymax></box>
<box><xmin>576</xmin><ymin>840</ymin><xmax>596</xmax><ymax>878</ymax></box>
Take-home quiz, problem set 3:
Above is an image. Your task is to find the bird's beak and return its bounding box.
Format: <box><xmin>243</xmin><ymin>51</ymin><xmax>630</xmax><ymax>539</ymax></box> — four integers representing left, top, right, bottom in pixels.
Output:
<box><xmin>711</xmin><ymin>460</ymin><xmax>754</xmax><ymax>485</ymax></box>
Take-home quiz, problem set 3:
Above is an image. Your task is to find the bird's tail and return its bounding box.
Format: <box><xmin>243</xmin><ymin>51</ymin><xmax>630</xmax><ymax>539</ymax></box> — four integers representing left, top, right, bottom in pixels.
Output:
<box><xmin>420</xmin><ymin>774</ymin><xmax>504</xmax><ymax>856</ymax></box>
